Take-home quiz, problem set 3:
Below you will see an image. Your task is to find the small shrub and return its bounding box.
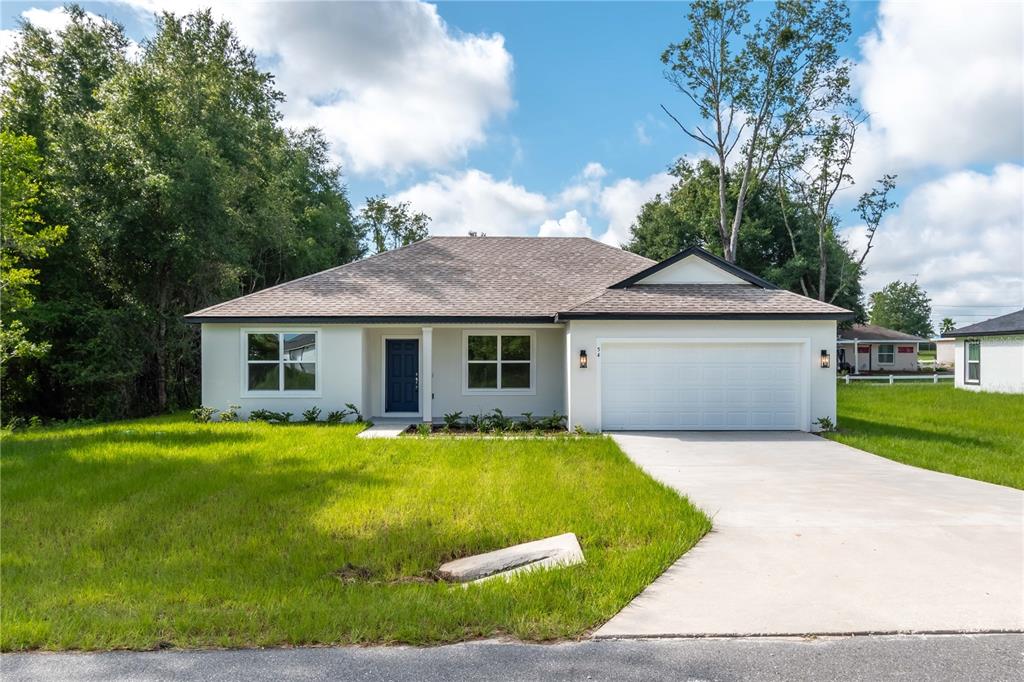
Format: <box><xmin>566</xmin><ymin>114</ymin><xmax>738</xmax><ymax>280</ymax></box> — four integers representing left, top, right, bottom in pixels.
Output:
<box><xmin>520</xmin><ymin>412</ymin><xmax>537</xmax><ymax>430</ymax></box>
<box><xmin>814</xmin><ymin>416</ymin><xmax>837</xmax><ymax>433</ymax></box>
<box><xmin>416</xmin><ymin>422</ymin><xmax>432</xmax><ymax>437</ymax></box>
<box><xmin>488</xmin><ymin>408</ymin><xmax>513</xmax><ymax>432</ymax></box>
<box><xmin>325</xmin><ymin>410</ymin><xmax>346</xmax><ymax>425</ymax></box>
<box><xmin>191</xmin><ymin>406</ymin><xmax>218</xmax><ymax>423</ymax></box>
<box><xmin>303</xmin><ymin>406</ymin><xmax>322</xmax><ymax>423</ymax></box>
<box><xmin>276</xmin><ymin>412</ymin><xmax>293</xmax><ymax>424</ymax></box>
<box><xmin>541</xmin><ymin>411</ymin><xmax>567</xmax><ymax>431</ymax></box>
<box><xmin>573</xmin><ymin>424</ymin><xmax>588</xmax><ymax>436</ymax></box>
<box><xmin>469</xmin><ymin>413</ymin><xmax>486</xmax><ymax>433</ymax></box>
<box><xmin>443</xmin><ymin>411</ymin><xmax>463</xmax><ymax>433</ymax></box>
<box><xmin>249</xmin><ymin>409</ymin><xmax>275</xmax><ymax>422</ymax></box>
<box><xmin>220</xmin><ymin>404</ymin><xmax>240</xmax><ymax>422</ymax></box>
<box><xmin>345</xmin><ymin>403</ymin><xmax>364</xmax><ymax>423</ymax></box>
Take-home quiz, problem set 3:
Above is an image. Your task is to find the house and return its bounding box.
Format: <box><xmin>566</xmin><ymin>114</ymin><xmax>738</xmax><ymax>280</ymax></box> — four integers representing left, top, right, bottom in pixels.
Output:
<box><xmin>185</xmin><ymin>238</ymin><xmax>853</xmax><ymax>432</ymax></box>
<box><xmin>944</xmin><ymin>309</ymin><xmax>1024</xmax><ymax>393</ymax></box>
<box><xmin>934</xmin><ymin>337</ymin><xmax>956</xmax><ymax>368</ymax></box>
<box><xmin>835</xmin><ymin>324</ymin><xmax>928</xmax><ymax>373</ymax></box>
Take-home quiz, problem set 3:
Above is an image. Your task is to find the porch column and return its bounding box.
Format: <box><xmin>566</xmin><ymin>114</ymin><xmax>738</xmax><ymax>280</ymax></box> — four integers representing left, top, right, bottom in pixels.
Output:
<box><xmin>421</xmin><ymin>327</ymin><xmax>433</xmax><ymax>423</ymax></box>
<box><xmin>854</xmin><ymin>338</ymin><xmax>860</xmax><ymax>374</ymax></box>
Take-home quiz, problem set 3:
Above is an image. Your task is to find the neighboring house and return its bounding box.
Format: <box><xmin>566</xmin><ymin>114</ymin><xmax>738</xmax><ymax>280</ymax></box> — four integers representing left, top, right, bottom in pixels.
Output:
<box><xmin>835</xmin><ymin>324</ymin><xmax>928</xmax><ymax>373</ymax></box>
<box><xmin>934</xmin><ymin>337</ymin><xmax>956</xmax><ymax>368</ymax></box>
<box><xmin>944</xmin><ymin>309</ymin><xmax>1024</xmax><ymax>394</ymax></box>
<box><xmin>186</xmin><ymin>238</ymin><xmax>853</xmax><ymax>432</ymax></box>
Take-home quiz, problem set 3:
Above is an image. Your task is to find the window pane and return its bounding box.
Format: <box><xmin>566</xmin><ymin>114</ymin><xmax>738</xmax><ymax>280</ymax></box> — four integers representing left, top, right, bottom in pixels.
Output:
<box><xmin>502</xmin><ymin>362</ymin><xmax>530</xmax><ymax>388</ymax></box>
<box><xmin>284</xmin><ymin>362</ymin><xmax>316</xmax><ymax>390</ymax></box>
<box><xmin>248</xmin><ymin>363</ymin><xmax>279</xmax><ymax>390</ymax></box>
<box><xmin>968</xmin><ymin>343</ymin><xmax>980</xmax><ymax>362</ymax></box>
<box><xmin>968</xmin><ymin>363</ymin><xmax>980</xmax><ymax>381</ymax></box>
<box><xmin>283</xmin><ymin>333</ymin><xmax>315</xmax><ymax>362</ymax></box>
<box><xmin>502</xmin><ymin>335</ymin><xmax>531</xmax><ymax>361</ymax></box>
<box><xmin>248</xmin><ymin>333</ymin><xmax>279</xmax><ymax>361</ymax></box>
<box><xmin>468</xmin><ymin>335</ymin><xmax>497</xmax><ymax>361</ymax></box>
<box><xmin>468</xmin><ymin>362</ymin><xmax>498</xmax><ymax>388</ymax></box>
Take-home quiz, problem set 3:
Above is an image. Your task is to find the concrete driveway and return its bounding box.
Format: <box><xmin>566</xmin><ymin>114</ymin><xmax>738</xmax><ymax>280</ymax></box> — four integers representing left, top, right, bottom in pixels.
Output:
<box><xmin>597</xmin><ymin>432</ymin><xmax>1024</xmax><ymax>637</ymax></box>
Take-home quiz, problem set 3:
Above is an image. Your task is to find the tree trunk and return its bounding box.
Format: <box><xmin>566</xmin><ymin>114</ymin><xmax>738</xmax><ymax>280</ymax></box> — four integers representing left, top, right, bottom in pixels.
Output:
<box><xmin>817</xmin><ymin>223</ymin><xmax>827</xmax><ymax>301</ymax></box>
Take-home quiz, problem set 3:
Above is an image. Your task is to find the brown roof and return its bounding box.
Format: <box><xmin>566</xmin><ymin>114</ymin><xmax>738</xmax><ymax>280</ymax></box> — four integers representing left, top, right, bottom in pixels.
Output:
<box><xmin>186</xmin><ymin>237</ymin><xmax>854</xmax><ymax>322</ymax></box>
<box><xmin>837</xmin><ymin>324</ymin><xmax>928</xmax><ymax>342</ymax></box>
<box><xmin>187</xmin><ymin>236</ymin><xmax>654</xmax><ymax>321</ymax></box>
<box><xmin>559</xmin><ymin>284</ymin><xmax>851</xmax><ymax>318</ymax></box>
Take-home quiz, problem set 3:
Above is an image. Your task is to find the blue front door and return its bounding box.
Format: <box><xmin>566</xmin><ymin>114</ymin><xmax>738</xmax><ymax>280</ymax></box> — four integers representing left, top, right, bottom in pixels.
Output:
<box><xmin>385</xmin><ymin>339</ymin><xmax>419</xmax><ymax>413</ymax></box>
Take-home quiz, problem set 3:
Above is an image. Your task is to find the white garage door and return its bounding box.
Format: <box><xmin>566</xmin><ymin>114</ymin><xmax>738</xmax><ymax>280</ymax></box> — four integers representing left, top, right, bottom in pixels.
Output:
<box><xmin>601</xmin><ymin>342</ymin><xmax>804</xmax><ymax>430</ymax></box>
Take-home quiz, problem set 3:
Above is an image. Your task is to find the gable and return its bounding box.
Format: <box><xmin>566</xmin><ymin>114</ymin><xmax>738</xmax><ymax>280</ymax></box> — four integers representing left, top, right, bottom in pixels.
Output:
<box><xmin>634</xmin><ymin>254</ymin><xmax>749</xmax><ymax>285</ymax></box>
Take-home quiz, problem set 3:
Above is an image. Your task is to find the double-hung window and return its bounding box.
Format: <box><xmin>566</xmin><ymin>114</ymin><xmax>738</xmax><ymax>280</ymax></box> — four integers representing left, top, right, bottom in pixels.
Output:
<box><xmin>244</xmin><ymin>331</ymin><xmax>318</xmax><ymax>393</ymax></box>
<box><xmin>877</xmin><ymin>344</ymin><xmax>895</xmax><ymax>364</ymax></box>
<box><xmin>965</xmin><ymin>340</ymin><xmax>981</xmax><ymax>384</ymax></box>
<box><xmin>464</xmin><ymin>332</ymin><xmax>534</xmax><ymax>393</ymax></box>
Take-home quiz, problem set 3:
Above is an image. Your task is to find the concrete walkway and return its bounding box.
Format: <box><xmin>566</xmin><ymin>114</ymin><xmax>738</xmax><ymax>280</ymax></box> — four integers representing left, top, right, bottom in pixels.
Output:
<box><xmin>356</xmin><ymin>420</ymin><xmax>414</xmax><ymax>438</ymax></box>
<box><xmin>598</xmin><ymin>432</ymin><xmax>1024</xmax><ymax>638</ymax></box>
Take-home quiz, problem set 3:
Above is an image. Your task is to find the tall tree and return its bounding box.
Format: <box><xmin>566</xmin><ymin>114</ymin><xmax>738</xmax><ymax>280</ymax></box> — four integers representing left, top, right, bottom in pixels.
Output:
<box><xmin>625</xmin><ymin>158</ymin><xmax>865</xmax><ymax>317</ymax></box>
<box><xmin>869</xmin><ymin>281</ymin><xmax>934</xmax><ymax>338</ymax></box>
<box><xmin>359</xmin><ymin>196</ymin><xmax>431</xmax><ymax>254</ymax></box>
<box><xmin>0</xmin><ymin>133</ymin><xmax>67</xmax><ymax>375</ymax></box>
<box><xmin>940</xmin><ymin>317</ymin><xmax>956</xmax><ymax>334</ymax></box>
<box><xmin>1</xmin><ymin>8</ymin><xmax>362</xmax><ymax>420</ymax></box>
<box><xmin>661</xmin><ymin>0</ymin><xmax>852</xmax><ymax>262</ymax></box>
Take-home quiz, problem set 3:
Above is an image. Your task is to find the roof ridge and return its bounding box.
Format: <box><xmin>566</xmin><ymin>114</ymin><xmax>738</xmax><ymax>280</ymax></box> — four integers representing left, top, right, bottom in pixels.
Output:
<box><xmin>186</xmin><ymin>237</ymin><xmax>435</xmax><ymax>317</ymax></box>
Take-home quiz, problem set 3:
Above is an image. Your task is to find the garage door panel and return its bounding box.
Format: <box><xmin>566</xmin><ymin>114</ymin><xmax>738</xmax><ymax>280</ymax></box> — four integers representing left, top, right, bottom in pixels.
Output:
<box><xmin>601</xmin><ymin>342</ymin><xmax>804</xmax><ymax>431</ymax></box>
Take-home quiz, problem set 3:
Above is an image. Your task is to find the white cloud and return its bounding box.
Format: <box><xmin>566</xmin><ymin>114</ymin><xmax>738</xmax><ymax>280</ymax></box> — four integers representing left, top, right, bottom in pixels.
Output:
<box><xmin>596</xmin><ymin>173</ymin><xmax>676</xmax><ymax>246</ymax></box>
<box><xmin>394</xmin><ymin>163</ymin><xmax>675</xmax><ymax>244</ymax></box>
<box><xmin>635</xmin><ymin>121</ymin><xmax>652</xmax><ymax>146</ymax></box>
<box><xmin>854</xmin><ymin>0</ymin><xmax>1024</xmax><ymax>177</ymax></box>
<box><xmin>116</xmin><ymin>1</ymin><xmax>513</xmax><ymax>176</ymax></box>
<box><xmin>538</xmin><ymin>210</ymin><xmax>592</xmax><ymax>238</ymax></box>
<box><xmin>843</xmin><ymin>164</ymin><xmax>1024</xmax><ymax>324</ymax></box>
<box><xmin>3</xmin><ymin>6</ymin><xmax>140</xmax><ymax>59</ymax></box>
<box><xmin>392</xmin><ymin>169</ymin><xmax>549</xmax><ymax>236</ymax></box>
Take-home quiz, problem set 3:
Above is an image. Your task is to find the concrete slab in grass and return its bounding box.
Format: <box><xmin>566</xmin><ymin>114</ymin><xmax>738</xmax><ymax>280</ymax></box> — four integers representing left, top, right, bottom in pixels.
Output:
<box><xmin>439</xmin><ymin>533</ymin><xmax>585</xmax><ymax>583</ymax></box>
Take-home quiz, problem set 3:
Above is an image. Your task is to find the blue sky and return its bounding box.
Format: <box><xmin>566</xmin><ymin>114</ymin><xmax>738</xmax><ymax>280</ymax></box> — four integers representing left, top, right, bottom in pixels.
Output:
<box><xmin>2</xmin><ymin>1</ymin><xmax>1022</xmax><ymax>327</ymax></box>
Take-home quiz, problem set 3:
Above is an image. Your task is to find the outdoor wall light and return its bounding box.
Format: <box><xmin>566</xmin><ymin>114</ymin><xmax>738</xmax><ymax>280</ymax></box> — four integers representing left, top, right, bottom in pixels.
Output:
<box><xmin>579</xmin><ymin>349</ymin><xmax>588</xmax><ymax>369</ymax></box>
<box><xmin>820</xmin><ymin>349</ymin><xmax>831</xmax><ymax>369</ymax></box>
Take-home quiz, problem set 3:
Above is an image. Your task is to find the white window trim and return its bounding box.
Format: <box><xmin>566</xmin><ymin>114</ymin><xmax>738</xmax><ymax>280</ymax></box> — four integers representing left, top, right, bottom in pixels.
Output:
<box><xmin>240</xmin><ymin>328</ymin><xmax>322</xmax><ymax>398</ymax></box>
<box><xmin>965</xmin><ymin>339</ymin><xmax>981</xmax><ymax>384</ymax></box>
<box><xmin>461</xmin><ymin>330</ymin><xmax>537</xmax><ymax>396</ymax></box>
<box><xmin>877</xmin><ymin>343</ymin><xmax>895</xmax><ymax>365</ymax></box>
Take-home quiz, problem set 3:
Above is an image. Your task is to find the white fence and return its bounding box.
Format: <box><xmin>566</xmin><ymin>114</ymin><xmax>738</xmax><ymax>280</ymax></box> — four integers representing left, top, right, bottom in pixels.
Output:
<box><xmin>840</xmin><ymin>374</ymin><xmax>954</xmax><ymax>385</ymax></box>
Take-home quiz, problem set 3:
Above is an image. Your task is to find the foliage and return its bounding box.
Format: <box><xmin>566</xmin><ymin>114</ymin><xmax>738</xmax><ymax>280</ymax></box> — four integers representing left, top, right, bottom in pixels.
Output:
<box><xmin>0</xmin><ymin>413</ymin><xmax>710</xmax><ymax>649</ymax></box>
<box><xmin>520</xmin><ymin>412</ymin><xmax>537</xmax><ymax>430</ymax></box>
<box><xmin>248</xmin><ymin>409</ymin><xmax>292</xmax><ymax>424</ymax></box>
<box><xmin>0</xmin><ymin>132</ymin><xmax>67</xmax><ymax>389</ymax></box>
<box><xmin>541</xmin><ymin>411</ymin><xmax>567</xmax><ymax>431</ymax></box>
<box><xmin>416</xmin><ymin>422</ymin><xmax>432</xmax><ymax>437</ymax></box>
<box><xmin>625</xmin><ymin>159</ymin><xmax>865</xmax><ymax>317</ymax></box>
<box><xmin>661</xmin><ymin>0</ymin><xmax>852</xmax><ymax>262</ymax></box>
<box><xmin>869</xmin><ymin>281</ymin><xmax>934</xmax><ymax>338</ymax></box>
<box><xmin>0</xmin><ymin>8</ymin><xmax>364</xmax><ymax>421</ymax></box>
<box><xmin>940</xmin><ymin>318</ymin><xmax>956</xmax><ymax>335</ymax></box>
<box><xmin>190</xmin><ymin>406</ymin><xmax>218</xmax><ymax>423</ymax></box>
<box><xmin>442</xmin><ymin>411</ymin><xmax>463</xmax><ymax>432</ymax></box>
<box><xmin>302</xmin><ymin>406</ymin><xmax>322</xmax><ymax>423</ymax></box>
<box><xmin>345</xmin><ymin>403</ymin><xmax>363</xmax><ymax>423</ymax></box>
<box><xmin>219</xmin><ymin>404</ymin><xmax>240</xmax><ymax>422</ymax></box>
<box><xmin>830</xmin><ymin>384</ymin><xmax>1023</xmax><ymax>489</ymax></box>
<box><xmin>813</xmin><ymin>416</ymin><xmax>837</xmax><ymax>433</ymax></box>
<box><xmin>486</xmin><ymin>408</ymin><xmax>514</xmax><ymax>432</ymax></box>
<box><xmin>325</xmin><ymin>411</ymin><xmax>346</xmax><ymax>425</ymax></box>
<box><xmin>359</xmin><ymin>195</ymin><xmax>430</xmax><ymax>254</ymax></box>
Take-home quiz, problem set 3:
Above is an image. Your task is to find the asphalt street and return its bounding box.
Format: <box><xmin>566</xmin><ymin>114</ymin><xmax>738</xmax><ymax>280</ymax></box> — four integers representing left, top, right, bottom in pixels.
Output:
<box><xmin>2</xmin><ymin>634</ymin><xmax>1021</xmax><ymax>682</ymax></box>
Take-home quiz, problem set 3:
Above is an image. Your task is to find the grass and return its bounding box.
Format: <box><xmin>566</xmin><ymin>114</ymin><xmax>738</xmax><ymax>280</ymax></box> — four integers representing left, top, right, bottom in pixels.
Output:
<box><xmin>917</xmin><ymin>350</ymin><xmax>936</xmax><ymax>362</ymax></box>
<box><xmin>0</xmin><ymin>415</ymin><xmax>709</xmax><ymax>651</ymax></box>
<box><xmin>829</xmin><ymin>383</ymin><xmax>1024</xmax><ymax>489</ymax></box>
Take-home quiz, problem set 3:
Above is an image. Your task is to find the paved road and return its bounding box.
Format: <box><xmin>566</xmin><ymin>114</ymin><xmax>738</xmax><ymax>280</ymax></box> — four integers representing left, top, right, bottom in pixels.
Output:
<box><xmin>3</xmin><ymin>634</ymin><xmax>1021</xmax><ymax>681</ymax></box>
<box><xmin>599</xmin><ymin>432</ymin><xmax>1024</xmax><ymax>637</ymax></box>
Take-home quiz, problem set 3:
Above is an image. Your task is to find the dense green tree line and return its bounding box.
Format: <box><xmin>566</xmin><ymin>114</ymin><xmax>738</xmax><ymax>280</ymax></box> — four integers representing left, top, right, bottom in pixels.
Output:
<box><xmin>625</xmin><ymin>159</ymin><xmax>866</xmax><ymax>319</ymax></box>
<box><xmin>1</xmin><ymin>8</ymin><xmax>365</xmax><ymax>420</ymax></box>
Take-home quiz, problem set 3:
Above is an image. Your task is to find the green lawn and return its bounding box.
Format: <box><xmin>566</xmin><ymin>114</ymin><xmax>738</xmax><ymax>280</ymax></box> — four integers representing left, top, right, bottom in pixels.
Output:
<box><xmin>0</xmin><ymin>415</ymin><xmax>709</xmax><ymax>651</ymax></box>
<box><xmin>830</xmin><ymin>383</ymin><xmax>1024</xmax><ymax>489</ymax></box>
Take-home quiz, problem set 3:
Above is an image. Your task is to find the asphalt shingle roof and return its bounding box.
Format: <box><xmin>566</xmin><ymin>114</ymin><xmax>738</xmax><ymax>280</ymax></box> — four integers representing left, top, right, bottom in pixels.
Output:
<box><xmin>185</xmin><ymin>237</ymin><xmax>854</xmax><ymax>321</ymax></box>
<box><xmin>837</xmin><ymin>324</ymin><xmax>928</xmax><ymax>342</ymax></box>
<box><xmin>560</xmin><ymin>285</ymin><xmax>851</xmax><ymax>318</ymax></box>
<box><xmin>945</xmin><ymin>309</ymin><xmax>1024</xmax><ymax>337</ymax></box>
